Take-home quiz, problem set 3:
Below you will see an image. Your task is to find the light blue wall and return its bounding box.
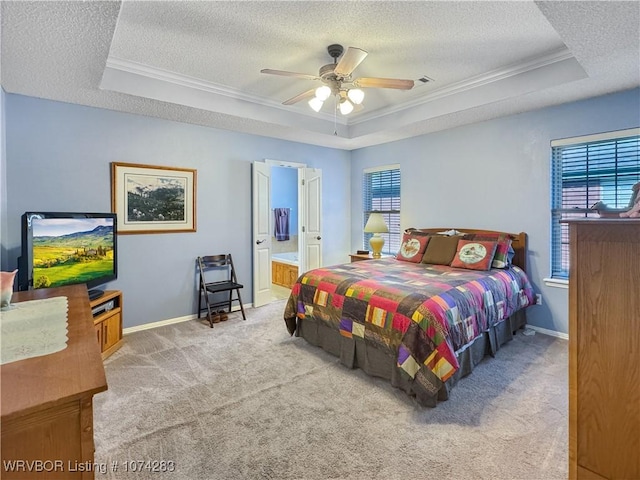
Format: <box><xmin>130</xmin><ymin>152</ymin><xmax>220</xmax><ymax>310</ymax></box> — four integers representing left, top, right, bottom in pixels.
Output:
<box><xmin>4</xmin><ymin>94</ymin><xmax>351</xmax><ymax>328</ymax></box>
<box><xmin>351</xmin><ymin>88</ymin><xmax>640</xmax><ymax>335</ymax></box>
<box><xmin>271</xmin><ymin>166</ymin><xmax>298</xmax><ymax>233</ymax></box>
<box><xmin>5</xmin><ymin>89</ymin><xmax>639</xmax><ymax>334</ymax></box>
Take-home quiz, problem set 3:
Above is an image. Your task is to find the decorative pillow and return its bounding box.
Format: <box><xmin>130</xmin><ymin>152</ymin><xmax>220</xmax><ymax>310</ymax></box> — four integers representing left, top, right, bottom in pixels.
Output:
<box><xmin>467</xmin><ymin>233</ymin><xmax>514</xmax><ymax>268</ymax></box>
<box><xmin>451</xmin><ymin>240</ymin><xmax>498</xmax><ymax>271</ymax></box>
<box><xmin>396</xmin><ymin>233</ymin><xmax>430</xmax><ymax>263</ymax></box>
<box><xmin>421</xmin><ymin>235</ymin><xmax>462</xmax><ymax>265</ymax></box>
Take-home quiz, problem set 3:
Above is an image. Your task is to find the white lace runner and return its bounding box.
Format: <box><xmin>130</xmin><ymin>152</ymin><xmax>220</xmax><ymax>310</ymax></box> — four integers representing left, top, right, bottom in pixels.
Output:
<box><xmin>0</xmin><ymin>296</ymin><xmax>69</xmax><ymax>365</ymax></box>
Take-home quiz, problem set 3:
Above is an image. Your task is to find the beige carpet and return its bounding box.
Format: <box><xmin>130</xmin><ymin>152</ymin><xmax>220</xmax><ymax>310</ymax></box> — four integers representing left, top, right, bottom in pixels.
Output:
<box><xmin>93</xmin><ymin>300</ymin><xmax>568</xmax><ymax>480</ymax></box>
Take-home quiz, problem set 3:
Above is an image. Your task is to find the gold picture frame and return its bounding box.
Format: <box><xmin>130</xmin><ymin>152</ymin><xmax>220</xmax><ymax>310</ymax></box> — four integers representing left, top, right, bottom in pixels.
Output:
<box><xmin>111</xmin><ymin>162</ymin><xmax>197</xmax><ymax>234</ymax></box>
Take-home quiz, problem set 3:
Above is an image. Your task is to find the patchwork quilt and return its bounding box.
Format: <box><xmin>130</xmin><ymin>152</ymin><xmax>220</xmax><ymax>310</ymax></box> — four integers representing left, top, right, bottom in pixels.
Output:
<box><xmin>284</xmin><ymin>258</ymin><xmax>534</xmax><ymax>392</ymax></box>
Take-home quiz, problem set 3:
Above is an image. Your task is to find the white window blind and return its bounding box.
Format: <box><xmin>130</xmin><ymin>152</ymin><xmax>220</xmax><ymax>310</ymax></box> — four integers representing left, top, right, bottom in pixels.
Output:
<box><xmin>363</xmin><ymin>166</ymin><xmax>401</xmax><ymax>254</ymax></box>
<box><xmin>551</xmin><ymin>130</ymin><xmax>640</xmax><ymax>279</ymax></box>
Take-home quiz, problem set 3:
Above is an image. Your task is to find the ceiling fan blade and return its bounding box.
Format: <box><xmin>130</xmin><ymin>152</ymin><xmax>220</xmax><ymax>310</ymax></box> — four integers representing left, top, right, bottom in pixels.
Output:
<box><xmin>334</xmin><ymin>47</ymin><xmax>368</xmax><ymax>77</ymax></box>
<box><xmin>260</xmin><ymin>69</ymin><xmax>320</xmax><ymax>81</ymax></box>
<box><xmin>282</xmin><ymin>89</ymin><xmax>316</xmax><ymax>105</ymax></box>
<box><xmin>354</xmin><ymin>77</ymin><xmax>415</xmax><ymax>90</ymax></box>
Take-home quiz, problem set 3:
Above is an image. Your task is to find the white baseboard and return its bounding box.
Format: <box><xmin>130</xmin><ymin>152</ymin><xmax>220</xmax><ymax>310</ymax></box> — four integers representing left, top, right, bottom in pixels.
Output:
<box><xmin>123</xmin><ymin>314</ymin><xmax>195</xmax><ymax>334</ymax></box>
<box><xmin>123</xmin><ymin>303</ymin><xmax>252</xmax><ymax>335</ymax></box>
<box><xmin>526</xmin><ymin>325</ymin><xmax>568</xmax><ymax>340</ymax></box>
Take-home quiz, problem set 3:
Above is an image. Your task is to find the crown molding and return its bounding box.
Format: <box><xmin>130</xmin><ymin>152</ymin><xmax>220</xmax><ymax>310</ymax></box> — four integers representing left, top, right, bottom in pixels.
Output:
<box><xmin>102</xmin><ymin>47</ymin><xmax>584</xmax><ymax>143</ymax></box>
<box><xmin>349</xmin><ymin>48</ymin><xmax>577</xmax><ymax>125</ymax></box>
<box><xmin>104</xmin><ymin>49</ymin><xmax>577</xmax><ymax>129</ymax></box>
<box><xmin>105</xmin><ymin>56</ymin><xmax>278</xmax><ymax>107</ymax></box>
<box><xmin>103</xmin><ymin>56</ymin><xmax>344</xmax><ymax>124</ymax></box>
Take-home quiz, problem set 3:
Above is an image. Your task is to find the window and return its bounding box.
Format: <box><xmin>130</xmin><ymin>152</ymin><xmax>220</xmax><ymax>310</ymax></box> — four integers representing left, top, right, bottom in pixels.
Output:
<box><xmin>363</xmin><ymin>165</ymin><xmax>401</xmax><ymax>254</ymax></box>
<box><xmin>551</xmin><ymin>128</ymin><xmax>640</xmax><ymax>279</ymax></box>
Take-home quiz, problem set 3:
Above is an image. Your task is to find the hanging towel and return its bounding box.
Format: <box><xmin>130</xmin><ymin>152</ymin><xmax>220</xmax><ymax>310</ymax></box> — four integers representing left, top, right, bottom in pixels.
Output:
<box><xmin>274</xmin><ymin>208</ymin><xmax>290</xmax><ymax>241</ymax></box>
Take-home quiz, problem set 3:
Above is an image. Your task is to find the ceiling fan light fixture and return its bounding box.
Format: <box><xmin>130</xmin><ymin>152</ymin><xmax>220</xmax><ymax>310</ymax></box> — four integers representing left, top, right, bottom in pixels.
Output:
<box><xmin>262</xmin><ymin>44</ymin><xmax>414</xmax><ymax>121</ymax></box>
<box><xmin>315</xmin><ymin>85</ymin><xmax>332</xmax><ymax>101</ymax></box>
<box><xmin>347</xmin><ymin>88</ymin><xmax>365</xmax><ymax>105</ymax></box>
<box><xmin>339</xmin><ymin>99</ymin><xmax>354</xmax><ymax>115</ymax></box>
<box><xmin>308</xmin><ymin>97</ymin><xmax>324</xmax><ymax>112</ymax></box>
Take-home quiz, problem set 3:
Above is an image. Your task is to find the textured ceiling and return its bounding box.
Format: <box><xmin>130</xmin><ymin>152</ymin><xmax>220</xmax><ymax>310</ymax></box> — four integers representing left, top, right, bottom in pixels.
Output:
<box><xmin>1</xmin><ymin>1</ymin><xmax>639</xmax><ymax>150</ymax></box>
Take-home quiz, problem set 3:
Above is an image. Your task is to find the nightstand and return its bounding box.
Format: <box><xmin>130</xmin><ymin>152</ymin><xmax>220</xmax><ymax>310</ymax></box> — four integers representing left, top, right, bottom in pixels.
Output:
<box><xmin>349</xmin><ymin>253</ymin><xmax>393</xmax><ymax>262</ymax></box>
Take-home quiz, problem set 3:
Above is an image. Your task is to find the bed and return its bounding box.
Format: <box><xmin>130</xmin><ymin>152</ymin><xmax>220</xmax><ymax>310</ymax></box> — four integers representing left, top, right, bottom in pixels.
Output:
<box><xmin>283</xmin><ymin>228</ymin><xmax>535</xmax><ymax>407</ymax></box>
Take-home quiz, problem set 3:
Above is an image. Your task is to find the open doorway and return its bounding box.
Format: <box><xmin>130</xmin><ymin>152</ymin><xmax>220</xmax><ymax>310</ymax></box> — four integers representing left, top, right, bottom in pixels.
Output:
<box><xmin>252</xmin><ymin>160</ymin><xmax>323</xmax><ymax>307</ymax></box>
<box><xmin>270</xmin><ymin>164</ymin><xmax>299</xmax><ymax>302</ymax></box>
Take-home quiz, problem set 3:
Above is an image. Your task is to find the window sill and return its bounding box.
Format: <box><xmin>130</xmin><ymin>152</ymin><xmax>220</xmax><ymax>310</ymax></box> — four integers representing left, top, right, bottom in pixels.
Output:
<box><xmin>543</xmin><ymin>277</ymin><xmax>569</xmax><ymax>289</ymax></box>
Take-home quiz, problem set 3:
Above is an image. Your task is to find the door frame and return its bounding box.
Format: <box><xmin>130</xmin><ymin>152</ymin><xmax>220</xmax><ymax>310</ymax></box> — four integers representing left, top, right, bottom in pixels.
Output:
<box><xmin>265</xmin><ymin>159</ymin><xmax>307</xmax><ymax>269</ymax></box>
<box><xmin>252</xmin><ymin>159</ymin><xmax>314</xmax><ymax>307</ymax></box>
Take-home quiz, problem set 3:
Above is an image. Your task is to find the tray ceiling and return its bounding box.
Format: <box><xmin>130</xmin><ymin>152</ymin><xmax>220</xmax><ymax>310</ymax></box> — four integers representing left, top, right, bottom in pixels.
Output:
<box><xmin>1</xmin><ymin>1</ymin><xmax>639</xmax><ymax>150</ymax></box>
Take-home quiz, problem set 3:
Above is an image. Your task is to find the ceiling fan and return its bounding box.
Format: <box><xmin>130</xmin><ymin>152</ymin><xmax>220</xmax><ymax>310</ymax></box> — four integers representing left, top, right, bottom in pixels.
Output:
<box><xmin>261</xmin><ymin>44</ymin><xmax>415</xmax><ymax>115</ymax></box>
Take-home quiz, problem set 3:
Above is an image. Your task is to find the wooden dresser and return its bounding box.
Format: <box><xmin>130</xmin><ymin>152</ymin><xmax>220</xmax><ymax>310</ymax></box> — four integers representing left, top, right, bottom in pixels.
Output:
<box><xmin>1</xmin><ymin>285</ymin><xmax>108</xmax><ymax>479</ymax></box>
<box><xmin>567</xmin><ymin>219</ymin><xmax>640</xmax><ymax>480</ymax></box>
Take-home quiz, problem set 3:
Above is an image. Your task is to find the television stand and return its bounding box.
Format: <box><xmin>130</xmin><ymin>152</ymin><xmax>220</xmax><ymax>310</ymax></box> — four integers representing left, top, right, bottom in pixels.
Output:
<box><xmin>88</xmin><ymin>288</ymin><xmax>105</xmax><ymax>301</ymax></box>
<box><xmin>90</xmin><ymin>290</ymin><xmax>123</xmax><ymax>359</ymax></box>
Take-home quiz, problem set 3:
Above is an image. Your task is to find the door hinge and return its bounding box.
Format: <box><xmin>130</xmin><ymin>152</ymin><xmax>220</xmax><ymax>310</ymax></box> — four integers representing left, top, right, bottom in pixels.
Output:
<box><xmin>302</xmin><ymin>226</ymin><xmax>305</xmax><ymax>232</ymax></box>
<box><xmin>301</xmin><ymin>179</ymin><xmax>305</xmax><ymax>185</ymax></box>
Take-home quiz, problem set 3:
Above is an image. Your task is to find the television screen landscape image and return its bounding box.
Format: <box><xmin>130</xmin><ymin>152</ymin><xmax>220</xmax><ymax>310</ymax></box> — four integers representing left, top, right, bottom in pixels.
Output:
<box><xmin>25</xmin><ymin>214</ymin><xmax>116</xmax><ymax>290</ymax></box>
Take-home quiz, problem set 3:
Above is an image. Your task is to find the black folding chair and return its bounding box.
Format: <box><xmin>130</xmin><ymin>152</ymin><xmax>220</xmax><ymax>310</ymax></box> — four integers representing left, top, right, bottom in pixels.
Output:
<box><xmin>197</xmin><ymin>254</ymin><xmax>246</xmax><ymax>328</ymax></box>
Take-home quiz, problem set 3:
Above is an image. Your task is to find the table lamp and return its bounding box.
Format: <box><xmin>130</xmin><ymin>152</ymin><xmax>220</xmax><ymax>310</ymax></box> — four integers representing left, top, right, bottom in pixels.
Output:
<box><xmin>364</xmin><ymin>213</ymin><xmax>389</xmax><ymax>258</ymax></box>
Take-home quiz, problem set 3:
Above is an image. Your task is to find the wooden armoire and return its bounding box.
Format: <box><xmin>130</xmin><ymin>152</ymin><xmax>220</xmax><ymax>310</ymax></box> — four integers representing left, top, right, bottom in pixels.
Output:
<box><xmin>567</xmin><ymin>219</ymin><xmax>640</xmax><ymax>479</ymax></box>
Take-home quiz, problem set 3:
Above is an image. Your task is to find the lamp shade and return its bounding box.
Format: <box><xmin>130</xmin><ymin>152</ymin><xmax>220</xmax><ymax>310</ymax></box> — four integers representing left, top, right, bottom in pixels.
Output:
<box><xmin>339</xmin><ymin>99</ymin><xmax>354</xmax><ymax>115</ymax></box>
<box><xmin>308</xmin><ymin>97</ymin><xmax>324</xmax><ymax>112</ymax></box>
<box><xmin>364</xmin><ymin>213</ymin><xmax>389</xmax><ymax>233</ymax></box>
<box><xmin>347</xmin><ymin>88</ymin><xmax>365</xmax><ymax>105</ymax></box>
<box><xmin>315</xmin><ymin>85</ymin><xmax>332</xmax><ymax>101</ymax></box>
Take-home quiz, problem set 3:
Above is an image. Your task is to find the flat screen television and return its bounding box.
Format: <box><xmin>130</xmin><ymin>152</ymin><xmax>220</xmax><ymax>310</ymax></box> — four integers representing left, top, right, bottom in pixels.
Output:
<box><xmin>18</xmin><ymin>212</ymin><xmax>117</xmax><ymax>300</ymax></box>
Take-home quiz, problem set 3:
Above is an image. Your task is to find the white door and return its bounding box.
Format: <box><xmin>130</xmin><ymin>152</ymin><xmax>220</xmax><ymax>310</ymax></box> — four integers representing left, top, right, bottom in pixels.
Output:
<box><xmin>252</xmin><ymin>161</ymin><xmax>272</xmax><ymax>308</ymax></box>
<box><xmin>300</xmin><ymin>168</ymin><xmax>322</xmax><ymax>272</ymax></box>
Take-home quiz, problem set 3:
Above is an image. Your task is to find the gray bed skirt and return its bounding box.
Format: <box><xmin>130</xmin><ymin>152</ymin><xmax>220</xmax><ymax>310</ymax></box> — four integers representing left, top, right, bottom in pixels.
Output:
<box><xmin>292</xmin><ymin>309</ymin><xmax>527</xmax><ymax>407</ymax></box>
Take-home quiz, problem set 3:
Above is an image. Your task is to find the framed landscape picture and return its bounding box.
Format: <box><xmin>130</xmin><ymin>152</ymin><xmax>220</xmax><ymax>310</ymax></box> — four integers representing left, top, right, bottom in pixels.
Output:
<box><xmin>111</xmin><ymin>162</ymin><xmax>197</xmax><ymax>234</ymax></box>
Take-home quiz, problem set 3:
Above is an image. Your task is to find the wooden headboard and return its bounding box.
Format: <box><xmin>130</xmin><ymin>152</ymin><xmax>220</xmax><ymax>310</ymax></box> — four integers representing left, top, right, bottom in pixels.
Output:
<box><xmin>413</xmin><ymin>228</ymin><xmax>528</xmax><ymax>272</ymax></box>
